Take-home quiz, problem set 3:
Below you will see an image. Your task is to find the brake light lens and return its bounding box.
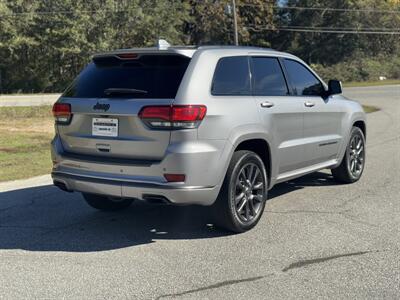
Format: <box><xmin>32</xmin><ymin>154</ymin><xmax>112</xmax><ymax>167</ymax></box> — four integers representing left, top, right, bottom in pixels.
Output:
<box><xmin>52</xmin><ymin>103</ymin><xmax>72</xmax><ymax>124</ymax></box>
<box><xmin>172</xmin><ymin>106</ymin><xmax>207</xmax><ymax>121</ymax></box>
<box><xmin>139</xmin><ymin>106</ymin><xmax>171</xmax><ymax>121</ymax></box>
<box><xmin>116</xmin><ymin>53</ymin><xmax>138</xmax><ymax>60</ymax></box>
<box><xmin>139</xmin><ymin>105</ymin><xmax>207</xmax><ymax>129</ymax></box>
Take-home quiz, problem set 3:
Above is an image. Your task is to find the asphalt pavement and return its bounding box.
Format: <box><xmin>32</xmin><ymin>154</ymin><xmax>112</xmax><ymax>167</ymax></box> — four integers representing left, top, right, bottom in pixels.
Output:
<box><xmin>0</xmin><ymin>85</ymin><xmax>399</xmax><ymax>299</ymax></box>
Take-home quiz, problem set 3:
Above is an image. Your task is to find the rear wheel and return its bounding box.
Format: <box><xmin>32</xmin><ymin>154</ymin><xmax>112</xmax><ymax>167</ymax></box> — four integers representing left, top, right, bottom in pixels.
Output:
<box><xmin>212</xmin><ymin>150</ymin><xmax>268</xmax><ymax>233</ymax></box>
<box><xmin>82</xmin><ymin>193</ymin><xmax>133</xmax><ymax>211</ymax></box>
<box><xmin>331</xmin><ymin>126</ymin><xmax>366</xmax><ymax>183</ymax></box>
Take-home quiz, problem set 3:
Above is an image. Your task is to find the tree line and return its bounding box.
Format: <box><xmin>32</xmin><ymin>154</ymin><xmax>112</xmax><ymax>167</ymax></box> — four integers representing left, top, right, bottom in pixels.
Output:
<box><xmin>0</xmin><ymin>0</ymin><xmax>399</xmax><ymax>94</ymax></box>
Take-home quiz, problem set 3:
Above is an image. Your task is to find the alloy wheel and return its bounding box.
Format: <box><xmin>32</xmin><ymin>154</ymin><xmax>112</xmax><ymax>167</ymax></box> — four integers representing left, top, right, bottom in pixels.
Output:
<box><xmin>234</xmin><ymin>162</ymin><xmax>265</xmax><ymax>223</ymax></box>
<box><xmin>348</xmin><ymin>133</ymin><xmax>365</xmax><ymax>178</ymax></box>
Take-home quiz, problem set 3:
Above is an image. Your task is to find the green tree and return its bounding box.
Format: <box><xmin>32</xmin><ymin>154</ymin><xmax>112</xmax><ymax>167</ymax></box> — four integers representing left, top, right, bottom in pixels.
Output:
<box><xmin>0</xmin><ymin>0</ymin><xmax>191</xmax><ymax>93</ymax></box>
<box><xmin>276</xmin><ymin>0</ymin><xmax>400</xmax><ymax>64</ymax></box>
<box><xmin>185</xmin><ymin>0</ymin><xmax>232</xmax><ymax>45</ymax></box>
<box><xmin>185</xmin><ymin>0</ymin><xmax>277</xmax><ymax>46</ymax></box>
<box><xmin>0</xmin><ymin>0</ymin><xmax>398</xmax><ymax>93</ymax></box>
<box><xmin>0</xmin><ymin>0</ymin><xmax>38</xmax><ymax>92</ymax></box>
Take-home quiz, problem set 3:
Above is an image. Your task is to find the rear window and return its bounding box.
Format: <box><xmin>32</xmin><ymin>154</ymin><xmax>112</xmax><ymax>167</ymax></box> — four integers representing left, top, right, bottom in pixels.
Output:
<box><xmin>62</xmin><ymin>55</ymin><xmax>190</xmax><ymax>99</ymax></box>
<box><xmin>211</xmin><ymin>56</ymin><xmax>251</xmax><ymax>96</ymax></box>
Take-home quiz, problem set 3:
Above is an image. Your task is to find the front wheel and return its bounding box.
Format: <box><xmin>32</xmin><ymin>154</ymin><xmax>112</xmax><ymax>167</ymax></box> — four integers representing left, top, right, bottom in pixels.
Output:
<box><xmin>331</xmin><ymin>126</ymin><xmax>366</xmax><ymax>183</ymax></box>
<box><xmin>82</xmin><ymin>193</ymin><xmax>134</xmax><ymax>211</ymax></box>
<box><xmin>212</xmin><ymin>150</ymin><xmax>268</xmax><ymax>233</ymax></box>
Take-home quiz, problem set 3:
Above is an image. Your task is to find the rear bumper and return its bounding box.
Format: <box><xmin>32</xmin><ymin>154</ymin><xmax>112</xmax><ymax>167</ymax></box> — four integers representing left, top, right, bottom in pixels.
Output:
<box><xmin>50</xmin><ymin>135</ymin><xmax>230</xmax><ymax>205</ymax></box>
<box><xmin>52</xmin><ymin>171</ymin><xmax>219</xmax><ymax>205</ymax></box>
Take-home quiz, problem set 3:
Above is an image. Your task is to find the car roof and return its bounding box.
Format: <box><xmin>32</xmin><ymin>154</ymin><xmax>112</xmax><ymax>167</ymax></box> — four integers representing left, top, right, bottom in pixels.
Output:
<box><xmin>197</xmin><ymin>45</ymin><xmax>297</xmax><ymax>59</ymax></box>
<box><xmin>93</xmin><ymin>45</ymin><xmax>297</xmax><ymax>60</ymax></box>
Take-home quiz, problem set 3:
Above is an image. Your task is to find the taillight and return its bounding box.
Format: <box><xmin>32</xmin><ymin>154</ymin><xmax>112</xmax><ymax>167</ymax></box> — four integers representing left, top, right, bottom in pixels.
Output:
<box><xmin>139</xmin><ymin>105</ymin><xmax>207</xmax><ymax>129</ymax></box>
<box><xmin>52</xmin><ymin>103</ymin><xmax>72</xmax><ymax>124</ymax></box>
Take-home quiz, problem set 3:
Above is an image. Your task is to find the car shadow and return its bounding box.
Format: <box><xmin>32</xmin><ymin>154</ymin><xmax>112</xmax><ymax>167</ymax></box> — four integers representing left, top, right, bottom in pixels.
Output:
<box><xmin>0</xmin><ymin>171</ymin><xmax>338</xmax><ymax>252</ymax></box>
<box><xmin>269</xmin><ymin>171</ymin><xmax>339</xmax><ymax>199</ymax></box>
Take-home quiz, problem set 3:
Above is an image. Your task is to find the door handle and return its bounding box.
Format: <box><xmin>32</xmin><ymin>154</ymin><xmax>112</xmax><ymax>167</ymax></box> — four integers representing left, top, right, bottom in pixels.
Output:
<box><xmin>304</xmin><ymin>101</ymin><xmax>315</xmax><ymax>107</ymax></box>
<box><xmin>261</xmin><ymin>101</ymin><xmax>274</xmax><ymax>108</ymax></box>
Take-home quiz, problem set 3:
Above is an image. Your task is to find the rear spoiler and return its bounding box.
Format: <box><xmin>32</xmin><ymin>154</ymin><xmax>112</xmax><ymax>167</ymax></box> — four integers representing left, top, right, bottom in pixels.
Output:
<box><xmin>93</xmin><ymin>50</ymin><xmax>194</xmax><ymax>60</ymax></box>
<box><xmin>93</xmin><ymin>48</ymin><xmax>196</xmax><ymax>62</ymax></box>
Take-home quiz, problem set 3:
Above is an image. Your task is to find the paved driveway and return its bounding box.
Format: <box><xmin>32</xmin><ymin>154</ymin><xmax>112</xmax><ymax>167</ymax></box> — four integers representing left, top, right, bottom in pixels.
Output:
<box><xmin>0</xmin><ymin>85</ymin><xmax>399</xmax><ymax>299</ymax></box>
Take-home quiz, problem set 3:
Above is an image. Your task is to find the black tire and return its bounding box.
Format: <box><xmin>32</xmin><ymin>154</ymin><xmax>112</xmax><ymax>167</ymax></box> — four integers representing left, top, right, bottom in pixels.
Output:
<box><xmin>82</xmin><ymin>193</ymin><xmax>133</xmax><ymax>211</ymax></box>
<box><xmin>331</xmin><ymin>126</ymin><xmax>366</xmax><ymax>183</ymax></box>
<box><xmin>212</xmin><ymin>150</ymin><xmax>268</xmax><ymax>233</ymax></box>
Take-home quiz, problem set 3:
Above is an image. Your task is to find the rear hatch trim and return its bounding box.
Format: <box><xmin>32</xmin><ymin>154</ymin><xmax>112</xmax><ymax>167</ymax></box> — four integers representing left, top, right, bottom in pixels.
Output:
<box><xmin>60</xmin><ymin>149</ymin><xmax>160</xmax><ymax>166</ymax></box>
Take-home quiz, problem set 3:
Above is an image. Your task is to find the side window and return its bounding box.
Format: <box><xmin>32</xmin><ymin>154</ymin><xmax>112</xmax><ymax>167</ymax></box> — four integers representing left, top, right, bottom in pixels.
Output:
<box><xmin>283</xmin><ymin>59</ymin><xmax>324</xmax><ymax>96</ymax></box>
<box><xmin>211</xmin><ymin>56</ymin><xmax>251</xmax><ymax>95</ymax></box>
<box><xmin>251</xmin><ymin>57</ymin><xmax>288</xmax><ymax>96</ymax></box>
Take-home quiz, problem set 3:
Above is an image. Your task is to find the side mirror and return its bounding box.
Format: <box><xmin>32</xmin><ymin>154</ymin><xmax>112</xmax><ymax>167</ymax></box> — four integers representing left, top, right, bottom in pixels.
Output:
<box><xmin>328</xmin><ymin>79</ymin><xmax>342</xmax><ymax>95</ymax></box>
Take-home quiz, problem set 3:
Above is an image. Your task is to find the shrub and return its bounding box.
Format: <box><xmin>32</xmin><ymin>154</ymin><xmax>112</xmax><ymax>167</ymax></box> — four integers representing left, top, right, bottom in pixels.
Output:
<box><xmin>311</xmin><ymin>55</ymin><xmax>400</xmax><ymax>83</ymax></box>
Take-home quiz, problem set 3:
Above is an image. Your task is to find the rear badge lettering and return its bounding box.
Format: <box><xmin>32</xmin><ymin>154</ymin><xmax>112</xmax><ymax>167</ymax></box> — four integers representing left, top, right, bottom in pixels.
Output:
<box><xmin>93</xmin><ymin>102</ymin><xmax>110</xmax><ymax>112</ymax></box>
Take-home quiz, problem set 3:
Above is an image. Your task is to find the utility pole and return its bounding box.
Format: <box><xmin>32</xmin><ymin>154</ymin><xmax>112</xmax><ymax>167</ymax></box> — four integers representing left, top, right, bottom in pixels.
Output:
<box><xmin>232</xmin><ymin>0</ymin><xmax>239</xmax><ymax>45</ymax></box>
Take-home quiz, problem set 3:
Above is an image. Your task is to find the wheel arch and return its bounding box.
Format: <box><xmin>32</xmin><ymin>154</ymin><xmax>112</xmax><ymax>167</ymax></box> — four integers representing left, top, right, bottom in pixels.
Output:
<box><xmin>234</xmin><ymin>138</ymin><xmax>272</xmax><ymax>188</ymax></box>
<box><xmin>335</xmin><ymin>116</ymin><xmax>367</xmax><ymax>168</ymax></box>
<box><xmin>353</xmin><ymin>120</ymin><xmax>366</xmax><ymax>139</ymax></box>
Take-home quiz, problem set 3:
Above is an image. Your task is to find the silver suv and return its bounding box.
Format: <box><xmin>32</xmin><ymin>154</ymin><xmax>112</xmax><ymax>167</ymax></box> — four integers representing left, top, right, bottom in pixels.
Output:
<box><xmin>51</xmin><ymin>43</ymin><xmax>366</xmax><ymax>232</ymax></box>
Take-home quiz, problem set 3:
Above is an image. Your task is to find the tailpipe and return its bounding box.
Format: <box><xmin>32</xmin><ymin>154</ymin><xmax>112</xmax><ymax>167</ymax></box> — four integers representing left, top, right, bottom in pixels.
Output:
<box><xmin>142</xmin><ymin>194</ymin><xmax>171</xmax><ymax>205</ymax></box>
<box><xmin>53</xmin><ymin>180</ymin><xmax>72</xmax><ymax>193</ymax></box>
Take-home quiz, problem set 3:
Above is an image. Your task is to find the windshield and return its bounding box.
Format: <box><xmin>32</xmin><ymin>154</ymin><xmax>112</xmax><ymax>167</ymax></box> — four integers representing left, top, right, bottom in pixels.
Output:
<box><xmin>62</xmin><ymin>54</ymin><xmax>190</xmax><ymax>99</ymax></box>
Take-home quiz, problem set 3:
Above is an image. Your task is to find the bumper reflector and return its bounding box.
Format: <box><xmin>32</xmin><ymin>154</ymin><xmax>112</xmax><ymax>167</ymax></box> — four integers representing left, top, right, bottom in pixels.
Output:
<box><xmin>164</xmin><ymin>174</ymin><xmax>186</xmax><ymax>182</ymax></box>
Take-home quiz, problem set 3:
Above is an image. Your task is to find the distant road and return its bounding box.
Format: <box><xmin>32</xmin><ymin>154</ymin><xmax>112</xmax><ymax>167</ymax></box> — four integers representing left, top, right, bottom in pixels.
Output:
<box><xmin>344</xmin><ymin>84</ymin><xmax>399</xmax><ymax>106</ymax></box>
<box><xmin>0</xmin><ymin>84</ymin><xmax>398</xmax><ymax>107</ymax></box>
<box><xmin>0</xmin><ymin>93</ymin><xmax>60</xmax><ymax>107</ymax></box>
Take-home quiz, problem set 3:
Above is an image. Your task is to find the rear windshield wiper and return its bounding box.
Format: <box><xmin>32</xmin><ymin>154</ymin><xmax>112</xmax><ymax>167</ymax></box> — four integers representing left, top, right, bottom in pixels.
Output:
<box><xmin>104</xmin><ymin>88</ymin><xmax>148</xmax><ymax>96</ymax></box>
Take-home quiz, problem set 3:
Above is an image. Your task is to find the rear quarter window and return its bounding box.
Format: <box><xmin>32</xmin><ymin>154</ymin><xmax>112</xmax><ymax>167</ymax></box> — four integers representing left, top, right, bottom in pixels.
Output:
<box><xmin>63</xmin><ymin>55</ymin><xmax>190</xmax><ymax>99</ymax></box>
<box><xmin>211</xmin><ymin>56</ymin><xmax>251</xmax><ymax>96</ymax></box>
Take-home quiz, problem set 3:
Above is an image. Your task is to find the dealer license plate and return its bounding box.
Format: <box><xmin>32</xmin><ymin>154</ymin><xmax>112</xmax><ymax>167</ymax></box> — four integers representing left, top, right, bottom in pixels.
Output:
<box><xmin>92</xmin><ymin>118</ymin><xmax>118</xmax><ymax>137</ymax></box>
